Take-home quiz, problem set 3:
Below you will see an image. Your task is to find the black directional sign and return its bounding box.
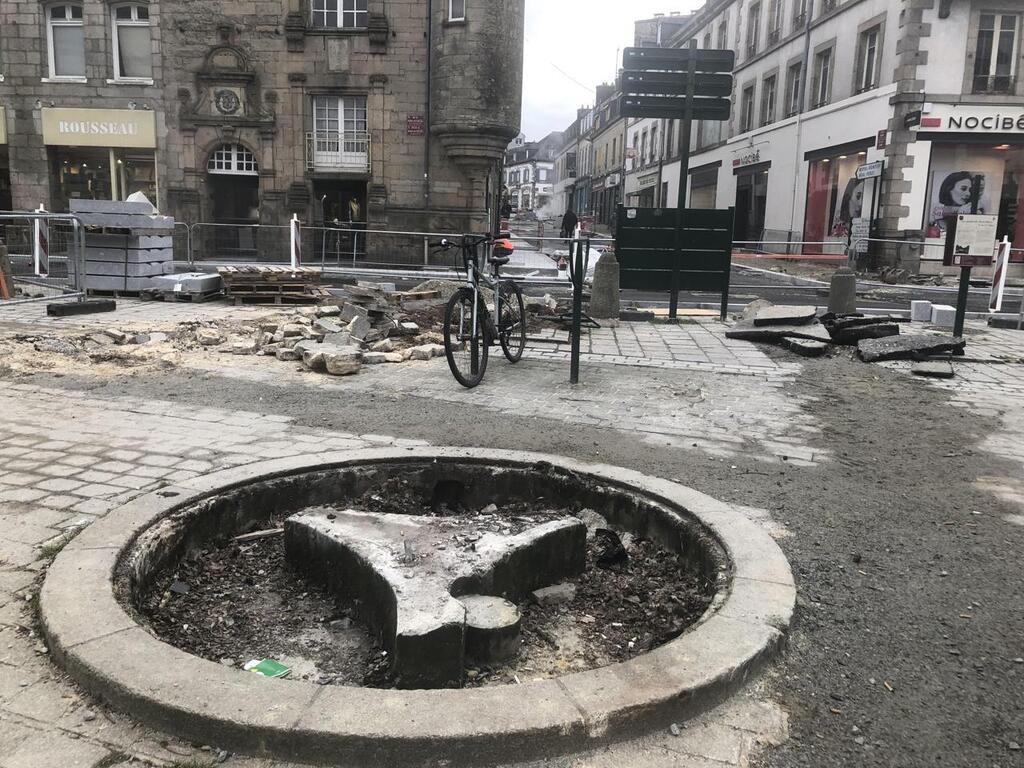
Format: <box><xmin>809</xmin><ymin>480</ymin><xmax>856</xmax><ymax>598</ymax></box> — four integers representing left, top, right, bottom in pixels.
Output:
<box><xmin>622</xmin><ymin>70</ymin><xmax>734</xmax><ymax>97</ymax></box>
<box><xmin>622</xmin><ymin>47</ymin><xmax>736</xmax><ymax>73</ymax></box>
<box><xmin>618</xmin><ymin>42</ymin><xmax>737</xmax><ymax>321</ymax></box>
<box><xmin>620</xmin><ymin>95</ymin><xmax>732</xmax><ymax>121</ymax></box>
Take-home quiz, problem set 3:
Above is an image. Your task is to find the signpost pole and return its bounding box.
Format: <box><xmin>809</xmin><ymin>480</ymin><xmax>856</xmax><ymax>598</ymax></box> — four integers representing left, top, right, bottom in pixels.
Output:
<box><xmin>953</xmin><ymin>266</ymin><xmax>971</xmax><ymax>338</ymax></box>
<box><xmin>672</xmin><ymin>38</ymin><xmax>697</xmax><ymax>322</ymax></box>
<box><xmin>569</xmin><ymin>236</ymin><xmax>585</xmax><ymax>384</ymax></box>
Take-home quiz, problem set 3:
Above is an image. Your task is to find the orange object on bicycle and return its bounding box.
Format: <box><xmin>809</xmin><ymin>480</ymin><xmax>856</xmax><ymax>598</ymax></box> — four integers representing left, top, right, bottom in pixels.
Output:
<box><xmin>492</xmin><ymin>238</ymin><xmax>514</xmax><ymax>258</ymax></box>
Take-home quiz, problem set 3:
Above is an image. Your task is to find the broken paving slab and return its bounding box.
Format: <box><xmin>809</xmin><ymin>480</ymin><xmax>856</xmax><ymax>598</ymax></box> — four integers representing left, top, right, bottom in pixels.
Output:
<box><xmin>912</xmin><ymin>360</ymin><xmax>955</xmax><ymax>379</ymax></box>
<box><xmin>827</xmin><ymin>314</ymin><xmax>908</xmax><ymax>330</ymax></box>
<box><xmin>726</xmin><ymin>322</ymin><xmax>832</xmax><ymax>343</ymax></box>
<box><xmin>831</xmin><ymin>323</ymin><xmax>900</xmax><ymax>345</ymax></box>
<box><xmin>857</xmin><ymin>334</ymin><xmax>966</xmax><ymax>362</ymax></box>
<box><xmin>752</xmin><ymin>305</ymin><xmax>818</xmax><ymax>326</ymax></box>
<box><xmin>781</xmin><ymin>338</ymin><xmax>829</xmax><ymax>357</ymax></box>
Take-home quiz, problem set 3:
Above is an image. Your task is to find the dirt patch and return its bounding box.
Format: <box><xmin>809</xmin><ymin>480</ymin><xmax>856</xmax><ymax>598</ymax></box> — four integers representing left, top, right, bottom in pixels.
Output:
<box><xmin>138</xmin><ymin>494</ymin><xmax>713</xmax><ymax>689</ymax></box>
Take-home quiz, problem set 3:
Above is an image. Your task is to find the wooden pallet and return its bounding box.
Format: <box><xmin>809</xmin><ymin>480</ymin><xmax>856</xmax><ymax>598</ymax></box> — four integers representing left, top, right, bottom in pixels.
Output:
<box><xmin>231</xmin><ymin>292</ymin><xmax>321</xmax><ymax>306</ymax></box>
<box><xmin>218</xmin><ymin>265</ymin><xmax>321</xmax><ymax>284</ymax></box>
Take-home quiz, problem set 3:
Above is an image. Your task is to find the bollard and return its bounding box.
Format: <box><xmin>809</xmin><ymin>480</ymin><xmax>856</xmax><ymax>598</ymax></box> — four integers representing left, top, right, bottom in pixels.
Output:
<box><xmin>589</xmin><ymin>251</ymin><xmax>621</xmax><ymax>319</ymax></box>
<box><xmin>828</xmin><ymin>267</ymin><xmax>857</xmax><ymax>315</ymax></box>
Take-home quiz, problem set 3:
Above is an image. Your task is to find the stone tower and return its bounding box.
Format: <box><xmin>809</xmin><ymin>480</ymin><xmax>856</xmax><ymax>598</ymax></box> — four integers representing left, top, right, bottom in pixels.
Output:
<box><xmin>430</xmin><ymin>0</ymin><xmax>525</xmax><ymax>231</ymax></box>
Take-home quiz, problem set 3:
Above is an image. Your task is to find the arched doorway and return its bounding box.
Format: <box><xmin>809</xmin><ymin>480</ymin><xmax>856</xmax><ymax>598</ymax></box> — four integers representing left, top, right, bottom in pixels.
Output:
<box><xmin>206</xmin><ymin>143</ymin><xmax>259</xmax><ymax>260</ymax></box>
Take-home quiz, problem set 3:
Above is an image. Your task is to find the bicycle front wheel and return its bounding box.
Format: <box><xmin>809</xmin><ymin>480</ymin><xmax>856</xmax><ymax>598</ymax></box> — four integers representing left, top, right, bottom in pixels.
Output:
<box><xmin>498</xmin><ymin>280</ymin><xmax>527</xmax><ymax>363</ymax></box>
<box><xmin>444</xmin><ymin>288</ymin><xmax>489</xmax><ymax>388</ymax></box>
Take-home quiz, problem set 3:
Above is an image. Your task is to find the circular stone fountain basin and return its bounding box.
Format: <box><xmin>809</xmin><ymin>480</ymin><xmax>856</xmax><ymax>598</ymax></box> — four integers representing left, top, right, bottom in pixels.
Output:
<box><xmin>40</xmin><ymin>448</ymin><xmax>795</xmax><ymax>767</ymax></box>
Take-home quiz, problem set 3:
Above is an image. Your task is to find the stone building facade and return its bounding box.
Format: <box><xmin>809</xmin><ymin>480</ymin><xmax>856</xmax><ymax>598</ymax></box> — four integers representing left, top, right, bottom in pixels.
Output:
<box><xmin>0</xmin><ymin>0</ymin><xmax>524</xmax><ymax>257</ymax></box>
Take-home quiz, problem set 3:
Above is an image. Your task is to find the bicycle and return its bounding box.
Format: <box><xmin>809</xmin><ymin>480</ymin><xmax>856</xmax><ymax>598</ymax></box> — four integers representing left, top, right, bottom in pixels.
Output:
<box><xmin>430</xmin><ymin>233</ymin><xmax>527</xmax><ymax>388</ymax></box>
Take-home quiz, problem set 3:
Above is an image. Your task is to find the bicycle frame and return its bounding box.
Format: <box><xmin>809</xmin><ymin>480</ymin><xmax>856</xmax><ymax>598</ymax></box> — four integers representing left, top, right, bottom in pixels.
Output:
<box><xmin>457</xmin><ymin>236</ymin><xmax>502</xmax><ymax>365</ymax></box>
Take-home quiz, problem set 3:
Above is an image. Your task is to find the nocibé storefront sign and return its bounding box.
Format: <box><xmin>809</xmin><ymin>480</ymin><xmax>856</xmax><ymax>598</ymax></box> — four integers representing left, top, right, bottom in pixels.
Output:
<box><xmin>41</xmin><ymin>108</ymin><xmax>156</xmax><ymax>148</ymax></box>
<box><xmin>919</xmin><ymin>105</ymin><xmax>1024</xmax><ymax>133</ymax></box>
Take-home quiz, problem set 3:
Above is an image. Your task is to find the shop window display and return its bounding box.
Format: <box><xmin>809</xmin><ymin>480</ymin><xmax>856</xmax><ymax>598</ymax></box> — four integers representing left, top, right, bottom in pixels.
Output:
<box><xmin>803</xmin><ymin>151</ymin><xmax>868</xmax><ymax>246</ymax></box>
<box><xmin>924</xmin><ymin>144</ymin><xmax>1024</xmax><ymax>261</ymax></box>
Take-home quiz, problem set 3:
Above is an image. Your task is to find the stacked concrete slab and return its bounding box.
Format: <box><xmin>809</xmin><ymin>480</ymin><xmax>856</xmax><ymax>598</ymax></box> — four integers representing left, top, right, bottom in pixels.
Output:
<box><xmin>70</xmin><ymin>199</ymin><xmax>174</xmax><ymax>293</ymax></box>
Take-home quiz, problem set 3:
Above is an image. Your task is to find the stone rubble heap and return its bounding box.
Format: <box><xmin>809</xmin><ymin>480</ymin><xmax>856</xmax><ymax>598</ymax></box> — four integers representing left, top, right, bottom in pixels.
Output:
<box><xmin>727</xmin><ymin>301</ymin><xmax>966</xmax><ymax>375</ymax></box>
<box><xmin>211</xmin><ymin>281</ymin><xmax>450</xmax><ymax>377</ymax></box>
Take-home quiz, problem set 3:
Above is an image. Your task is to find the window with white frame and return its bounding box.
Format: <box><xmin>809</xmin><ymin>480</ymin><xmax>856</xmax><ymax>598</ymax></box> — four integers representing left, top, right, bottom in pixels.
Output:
<box><xmin>973</xmin><ymin>13</ymin><xmax>1019</xmax><ymax>93</ymax></box>
<box><xmin>311</xmin><ymin>0</ymin><xmax>368</xmax><ymax>29</ymax></box>
<box><xmin>650</xmin><ymin>124</ymin><xmax>658</xmax><ymax>163</ymax></box>
<box><xmin>855</xmin><ymin>25</ymin><xmax>880</xmax><ymax>92</ymax></box>
<box><xmin>207</xmin><ymin>144</ymin><xmax>258</xmax><ymax>175</ymax></box>
<box><xmin>449</xmin><ymin>0</ymin><xmax>466</xmax><ymax>22</ymax></box>
<box><xmin>746</xmin><ymin>2</ymin><xmax>761</xmax><ymax>56</ymax></box>
<box><xmin>760</xmin><ymin>74</ymin><xmax>777</xmax><ymax>126</ymax></box>
<box><xmin>717</xmin><ymin>19</ymin><xmax>728</xmax><ymax>49</ymax></box>
<box><xmin>768</xmin><ymin>0</ymin><xmax>783</xmax><ymax>39</ymax></box>
<box><xmin>793</xmin><ymin>0</ymin><xmax>807</xmax><ymax>29</ymax></box>
<box><xmin>741</xmin><ymin>84</ymin><xmax>755</xmax><ymax>132</ymax></box>
<box><xmin>812</xmin><ymin>48</ymin><xmax>832</xmax><ymax>107</ymax></box>
<box><xmin>313</xmin><ymin>95</ymin><xmax>368</xmax><ymax>152</ymax></box>
<box><xmin>786</xmin><ymin>61</ymin><xmax>802</xmax><ymax>116</ymax></box>
<box><xmin>112</xmin><ymin>4</ymin><xmax>152</xmax><ymax>81</ymax></box>
<box><xmin>47</xmin><ymin>3</ymin><xmax>85</xmax><ymax>79</ymax></box>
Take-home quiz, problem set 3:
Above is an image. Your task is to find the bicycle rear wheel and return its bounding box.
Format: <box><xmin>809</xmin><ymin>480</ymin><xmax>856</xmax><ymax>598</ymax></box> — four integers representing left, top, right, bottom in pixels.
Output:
<box><xmin>444</xmin><ymin>288</ymin><xmax>489</xmax><ymax>388</ymax></box>
<box><xmin>498</xmin><ymin>280</ymin><xmax>526</xmax><ymax>363</ymax></box>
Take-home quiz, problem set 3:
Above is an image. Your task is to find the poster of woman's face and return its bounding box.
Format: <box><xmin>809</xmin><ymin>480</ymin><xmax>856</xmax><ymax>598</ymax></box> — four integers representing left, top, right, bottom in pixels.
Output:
<box><xmin>928</xmin><ymin>172</ymin><xmax>993</xmax><ymax>233</ymax></box>
<box><xmin>831</xmin><ymin>178</ymin><xmax>865</xmax><ymax>235</ymax></box>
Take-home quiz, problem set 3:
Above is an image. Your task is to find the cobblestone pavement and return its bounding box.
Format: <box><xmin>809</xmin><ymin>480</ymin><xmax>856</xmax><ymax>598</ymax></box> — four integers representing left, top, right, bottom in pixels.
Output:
<box><xmin>2</xmin><ymin>298</ymin><xmax>1024</xmax><ymax>766</ymax></box>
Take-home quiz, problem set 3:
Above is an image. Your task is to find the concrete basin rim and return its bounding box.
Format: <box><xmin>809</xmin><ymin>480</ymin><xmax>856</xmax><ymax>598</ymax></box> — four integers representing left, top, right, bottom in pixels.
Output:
<box><xmin>39</xmin><ymin>447</ymin><xmax>794</xmax><ymax>762</ymax></box>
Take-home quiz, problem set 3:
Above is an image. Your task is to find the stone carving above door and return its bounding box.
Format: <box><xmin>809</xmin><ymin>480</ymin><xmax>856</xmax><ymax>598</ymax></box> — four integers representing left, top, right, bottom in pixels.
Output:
<box><xmin>179</xmin><ymin>45</ymin><xmax>275</xmax><ymax>129</ymax></box>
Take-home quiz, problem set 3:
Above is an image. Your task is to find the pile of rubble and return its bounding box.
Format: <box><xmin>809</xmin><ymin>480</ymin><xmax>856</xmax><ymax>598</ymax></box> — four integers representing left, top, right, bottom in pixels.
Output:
<box><xmin>207</xmin><ymin>281</ymin><xmax>450</xmax><ymax>376</ymax></box>
<box><xmin>727</xmin><ymin>302</ymin><xmax>965</xmax><ymax>376</ymax></box>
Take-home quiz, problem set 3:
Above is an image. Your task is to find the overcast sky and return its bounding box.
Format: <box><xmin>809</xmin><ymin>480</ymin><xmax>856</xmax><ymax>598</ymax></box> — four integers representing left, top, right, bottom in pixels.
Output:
<box><xmin>520</xmin><ymin>0</ymin><xmax>703</xmax><ymax>140</ymax></box>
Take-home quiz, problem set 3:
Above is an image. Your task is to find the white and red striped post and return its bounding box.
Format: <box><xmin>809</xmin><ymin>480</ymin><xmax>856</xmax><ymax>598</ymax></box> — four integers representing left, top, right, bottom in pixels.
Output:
<box><xmin>290</xmin><ymin>213</ymin><xmax>302</xmax><ymax>269</ymax></box>
<box><xmin>33</xmin><ymin>204</ymin><xmax>49</xmax><ymax>277</ymax></box>
<box><xmin>989</xmin><ymin>236</ymin><xmax>1011</xmax><ymax>313</ymax></box>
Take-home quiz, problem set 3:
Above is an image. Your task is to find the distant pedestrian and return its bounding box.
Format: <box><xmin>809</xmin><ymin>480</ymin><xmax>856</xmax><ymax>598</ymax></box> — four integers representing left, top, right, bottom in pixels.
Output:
<box><xmin>560</xmin><ymin>208</ymin><xmax>579</xmax><ymax>240</ymax></box>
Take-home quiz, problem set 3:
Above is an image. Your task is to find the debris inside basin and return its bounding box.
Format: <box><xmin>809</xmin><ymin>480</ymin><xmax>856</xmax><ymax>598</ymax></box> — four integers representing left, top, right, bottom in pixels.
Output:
<box><xmin>137</xmin><ymin>478</ymin><xmax>715</xmax><ymax>689</ymax></box>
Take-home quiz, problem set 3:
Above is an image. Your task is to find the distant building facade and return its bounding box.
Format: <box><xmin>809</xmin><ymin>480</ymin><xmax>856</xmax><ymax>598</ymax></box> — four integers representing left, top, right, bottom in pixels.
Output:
<box><xmin>503</xmin><ymin>130</ymin><xmax>562</xmax><ymax>212</ymax></box>
<box><xmin>653</xmin><ymin>0</ymin><xmax>1024</xmax><ymax>273</ymax></box>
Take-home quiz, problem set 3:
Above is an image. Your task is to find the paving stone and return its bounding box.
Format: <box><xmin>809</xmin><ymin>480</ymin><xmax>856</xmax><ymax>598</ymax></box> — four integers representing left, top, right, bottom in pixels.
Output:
<box><xmin>782</xmin><ymin>338</ymin><xmax>829</xmax><ymax>357</ymax></box>
<box><xmin>753</xmin><ymin>305</ymin><xmax>818</xmax><ymax>326</ymax></box>
<box><xmin>912</xmin><ymin>361</ymin><xmax>955</xmax><ymax>379</ymax></box>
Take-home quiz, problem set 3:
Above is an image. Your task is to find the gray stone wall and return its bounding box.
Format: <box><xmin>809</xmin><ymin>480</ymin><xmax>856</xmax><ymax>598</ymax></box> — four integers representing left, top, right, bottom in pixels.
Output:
<box><xmin>0</xmin><ymin>0</ymin><xmax>524</xmax><ymax>243</ymax></box>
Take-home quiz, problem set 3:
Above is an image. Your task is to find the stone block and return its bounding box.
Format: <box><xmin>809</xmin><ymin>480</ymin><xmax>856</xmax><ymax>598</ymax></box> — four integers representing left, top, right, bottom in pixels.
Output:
<box><xmin>930</xmin><ymin>304</ymin><xmax>955</xmax><ymax>327</ymax></box>
<box><xmin>341</xmin><ymin>303</ymin><xmax>369</xmax><ymax>323</ymax></box>
<box><xmin>910</xmin><ymin>300</ymin><xmax>932</xmax><ymax>322</ymax></box>
<box><xmin>410</xmin><ymin>343</ymin><xmax>445</xmax><ymax>360</ymax></box>
<box><xmin>347</xmin><ymin>315</ymin><xmax>373</xmax><ymax>341</ymax></box>
<box><xmin>362</xmin><ymin>352</ymin><xmax>388</xmax><ymax>364</ymax></box>
<box><xmin>323</xmin><ymin>346</ymin><xmax>363</xmax><ymax>375</ymax></box>
<box><xmin>276</xmin><ymin>347</ymin><xmax>302</xmax><ymax>362</ymax></box>
<box><xmin>857</xmin><ymin>334</ymin><xmax>965</xmax><ymax>362</ymax></box>
<box><xmin>912</xmin><ymin>360</ymin><xmax>955</xmax><ymax>378</ymax></box>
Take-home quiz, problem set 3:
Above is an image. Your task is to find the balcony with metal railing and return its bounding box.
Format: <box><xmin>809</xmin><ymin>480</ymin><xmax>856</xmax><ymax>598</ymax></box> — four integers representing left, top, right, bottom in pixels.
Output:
<box><xmin>305</xmin><ymin>131</ymin><xmax>371</xmax><ymax>174</ymax></box>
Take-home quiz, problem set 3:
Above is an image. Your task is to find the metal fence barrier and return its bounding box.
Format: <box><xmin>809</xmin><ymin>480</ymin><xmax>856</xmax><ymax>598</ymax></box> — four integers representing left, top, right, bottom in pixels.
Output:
<box><xmin>0</xmin><ymin>212</ymin><xmax>86</xmax><ymax>304</ymax></box>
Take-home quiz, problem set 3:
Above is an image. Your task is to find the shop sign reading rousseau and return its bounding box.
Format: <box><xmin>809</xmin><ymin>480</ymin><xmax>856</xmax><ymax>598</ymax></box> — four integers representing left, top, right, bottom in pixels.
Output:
<box><xmin>919</xmin><ymin>105</ymin><xmax>1024</xmax><ymax>133</ymax></box>
<box><xmin>41</xmin><ymin>108</ymin><xmax>156</xmax><ymax>149</ymax></box>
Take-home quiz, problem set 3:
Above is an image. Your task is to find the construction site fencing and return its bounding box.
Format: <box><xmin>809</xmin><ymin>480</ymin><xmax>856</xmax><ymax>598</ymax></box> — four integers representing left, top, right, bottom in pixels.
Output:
<box><xmin>0</xmin><ymin>211</ymin><xmax>86</xmax><ymax>304</ymax></box>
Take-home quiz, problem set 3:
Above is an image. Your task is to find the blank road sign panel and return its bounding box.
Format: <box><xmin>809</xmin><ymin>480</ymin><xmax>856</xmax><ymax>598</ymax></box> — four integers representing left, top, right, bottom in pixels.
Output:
<box><xmin>622</xmin><ymin>71</ymin><xmax>734</xmax><ymax>98</ymax></box>
<box><xmin>622</xmin><ymin>47</ymin><xmax>736</xmax><ymax>73</ymax></box>
<box><xmin>620</xmin><ymin>95</ymin><xmax>732</xmax><ymax>120</ymax></box>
